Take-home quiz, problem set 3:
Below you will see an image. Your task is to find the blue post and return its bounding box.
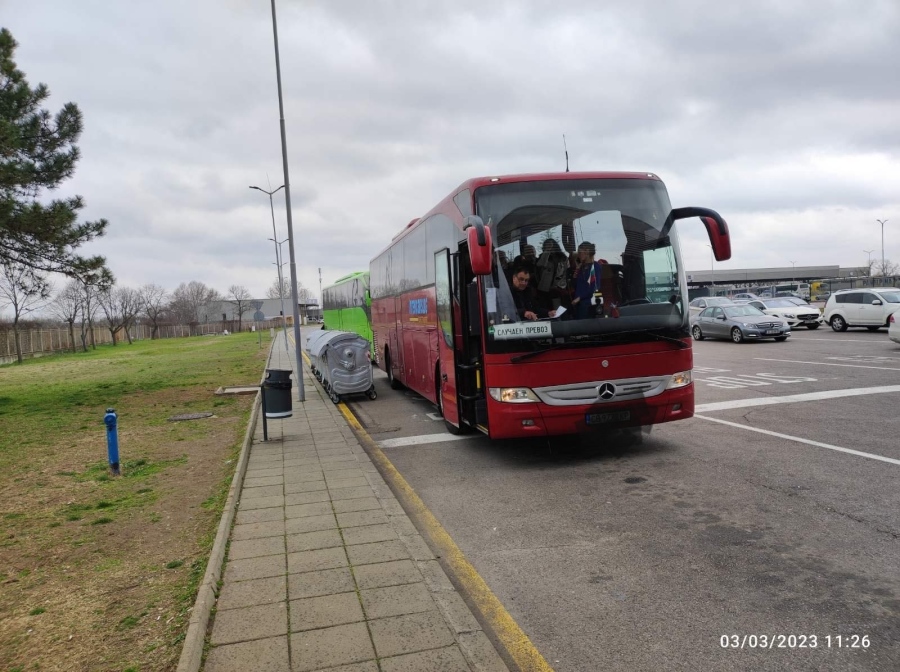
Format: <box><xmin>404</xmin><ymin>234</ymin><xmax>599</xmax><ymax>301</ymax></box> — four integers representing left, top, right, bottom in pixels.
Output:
<box><xmin>104</xmin><ymin>408</ymin><xmax>120</xmax><ymax>476</ymax></box>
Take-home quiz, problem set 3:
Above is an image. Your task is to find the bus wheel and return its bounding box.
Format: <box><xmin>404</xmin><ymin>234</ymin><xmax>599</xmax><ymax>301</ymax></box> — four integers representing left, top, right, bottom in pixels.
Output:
<box><xmin>385</xmin><ymin>349</ymin><xmax>403</xmax><ymax>390</ymax></box>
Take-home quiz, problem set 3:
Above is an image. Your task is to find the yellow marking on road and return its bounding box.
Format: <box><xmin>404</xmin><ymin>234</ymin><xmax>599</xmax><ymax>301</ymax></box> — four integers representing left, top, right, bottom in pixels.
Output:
<box><xmin>337</xmin><ymin>403</ymin><xmax>554</xmax><ymax>672</ymax></box>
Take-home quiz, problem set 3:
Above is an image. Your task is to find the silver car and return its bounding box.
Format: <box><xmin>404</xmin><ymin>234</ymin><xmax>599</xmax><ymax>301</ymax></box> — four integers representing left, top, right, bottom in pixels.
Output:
<box><xmin>692</xmin><ymin>304</ymin><xmax>791</xmax><ymax>343</ymax></box>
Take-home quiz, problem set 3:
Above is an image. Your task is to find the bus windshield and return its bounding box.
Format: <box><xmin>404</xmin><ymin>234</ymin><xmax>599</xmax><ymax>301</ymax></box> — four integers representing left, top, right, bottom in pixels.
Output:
<box><xmin>475</xmin><ymin>179</ymin><xmax>687</xmax><ymax>354</ymax></box>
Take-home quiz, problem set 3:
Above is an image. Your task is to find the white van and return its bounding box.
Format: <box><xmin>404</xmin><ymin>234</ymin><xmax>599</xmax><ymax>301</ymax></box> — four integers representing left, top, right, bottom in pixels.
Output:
<box><xmin>824</xmin><ymin>288</ymin><xmax>900</xmax><ymax>331</ymax></box>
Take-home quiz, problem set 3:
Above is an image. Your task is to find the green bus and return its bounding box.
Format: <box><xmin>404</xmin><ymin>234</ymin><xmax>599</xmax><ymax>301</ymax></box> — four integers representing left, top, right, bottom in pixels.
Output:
<box><xmin>322</xmin><ymin>271</ymin><xmax>374</xmax><ymax>356</ymax></box>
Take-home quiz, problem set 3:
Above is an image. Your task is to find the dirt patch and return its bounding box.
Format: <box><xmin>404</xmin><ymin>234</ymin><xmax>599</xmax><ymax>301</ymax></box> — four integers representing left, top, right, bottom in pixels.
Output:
<box><xmin>0</xmin><ymin>365</ymin><xmax>259</xmax><ymax>670</ymax></box>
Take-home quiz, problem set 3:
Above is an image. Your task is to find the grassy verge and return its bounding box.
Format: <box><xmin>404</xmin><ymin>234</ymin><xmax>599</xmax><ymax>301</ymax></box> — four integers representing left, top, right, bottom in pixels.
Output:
<box><xmin>0</xmin><ymin>332</ymin><xmax>271</xmax><ymax>671</ymax></box>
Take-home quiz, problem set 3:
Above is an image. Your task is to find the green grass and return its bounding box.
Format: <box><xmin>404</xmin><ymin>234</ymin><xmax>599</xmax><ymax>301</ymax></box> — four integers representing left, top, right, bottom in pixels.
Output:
<box><xmin>0</xmin><ymin>332</ymin><xmax>269</xmax><ymax>670</ymax></box>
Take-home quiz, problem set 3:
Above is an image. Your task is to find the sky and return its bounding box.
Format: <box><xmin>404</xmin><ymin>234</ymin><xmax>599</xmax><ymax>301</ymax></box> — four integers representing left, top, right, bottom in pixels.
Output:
<box><xmin>3</xmin><ymin>0</ymin><xmax>899</xmax><ymax>303</ymax></box>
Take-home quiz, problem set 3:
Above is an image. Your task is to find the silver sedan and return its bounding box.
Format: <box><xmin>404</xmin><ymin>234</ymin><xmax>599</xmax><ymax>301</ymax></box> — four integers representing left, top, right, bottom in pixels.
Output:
<box><xmin>692</xmin><ymin>304</ymin><xmax>791</xmax><ymax>343</ymax></box>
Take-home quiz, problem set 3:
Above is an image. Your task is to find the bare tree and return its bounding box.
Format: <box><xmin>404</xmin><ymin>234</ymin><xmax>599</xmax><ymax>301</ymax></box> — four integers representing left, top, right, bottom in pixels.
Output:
<box><xmin>78</xmin><ymin>279</ymin><xmax>100</xmax><ymax>351</ymax></box>
<box><xmin>227</xmin><ymin>284</ymin><xmax>252</xmax><ymax>332</ymax></box>
<box><xmin>48</xmin><ymin>280</ymin><xmax>82</xmax><ymax>353</ymax></box>
<box><xmin>170</xmin><ymin>281</ymin><xmax>220</xmax><ymax>335</ymax></box>
<box><xmin>0</xmin><ymin>261</ymin><xmax>51</xmax><ymax>363</ymax></box>
<box><xmin>873</xmin><ymin>259</ymin><xmax>899</xmax><ymax>278</ymax></box>
<box><xmin>139</xmin><ymin>283</ymin><xmax>168</xmax><ymax>339</ymax></box>
<box><xmin>266</xmin><ymin>277</ymin><xmax>291</xmax><ymax>300</ymax></box>
<box><xmin>98</xmin><ymin>286</ymin><xmax>140</xmax><ymax>345</ymax></box>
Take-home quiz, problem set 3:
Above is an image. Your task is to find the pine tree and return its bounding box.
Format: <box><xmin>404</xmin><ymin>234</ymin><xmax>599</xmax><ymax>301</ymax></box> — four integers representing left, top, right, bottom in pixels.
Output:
<box><xmin>0</xmin><ymin>28</ymin><xmax>111</xmax><ymax>281</ymax></box>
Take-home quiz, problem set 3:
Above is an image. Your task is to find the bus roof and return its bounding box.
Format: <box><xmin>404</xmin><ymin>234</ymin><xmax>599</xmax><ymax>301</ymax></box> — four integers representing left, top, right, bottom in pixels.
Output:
<box><xmin>328</xmin><ymin>271</ymin><xmax>369</xmax><ymax>286</ymax></box>
<box><xmin>373</xmin><ymin>171</ymin><xmax>664</xmax><ymax>260</ymax></box>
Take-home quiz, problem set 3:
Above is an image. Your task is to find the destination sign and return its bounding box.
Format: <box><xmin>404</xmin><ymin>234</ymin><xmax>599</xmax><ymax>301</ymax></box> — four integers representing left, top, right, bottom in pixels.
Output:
<box><xmin>492</xmin><ymin>322</ymin><xmax>552</xmax><ymax>340</ymax></box>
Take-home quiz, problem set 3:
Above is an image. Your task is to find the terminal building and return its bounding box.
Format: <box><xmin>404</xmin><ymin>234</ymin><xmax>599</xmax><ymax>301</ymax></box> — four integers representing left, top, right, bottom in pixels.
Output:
<box><xmin>685</xmin><ymin>265</ymin><xmax>900</xmax><ymax>301</ymax></box>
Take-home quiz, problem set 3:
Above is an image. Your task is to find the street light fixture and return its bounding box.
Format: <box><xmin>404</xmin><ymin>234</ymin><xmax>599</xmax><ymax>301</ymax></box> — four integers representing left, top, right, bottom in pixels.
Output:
<box><xmin>876</xmin><ymin>219</ymin><xmax>888</xmax><ymax>275</ymax></box>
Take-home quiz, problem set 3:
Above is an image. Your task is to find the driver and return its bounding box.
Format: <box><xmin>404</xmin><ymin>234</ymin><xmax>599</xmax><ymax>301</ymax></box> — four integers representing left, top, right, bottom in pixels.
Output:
<box><xmin>510</xmin><ymin>264</ymin><xmax>557</xmax><ymax>321</ymax></box>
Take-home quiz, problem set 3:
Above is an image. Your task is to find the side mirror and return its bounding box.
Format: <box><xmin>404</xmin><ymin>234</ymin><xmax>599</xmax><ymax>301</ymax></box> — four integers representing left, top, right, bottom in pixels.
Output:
<box><xmin>872</xmin><ymin>299</ymin><xmax>882</xmax><ymax>305</ymax></box>
<box><xmin>666</xmin><ymin>207</ymin><xmax>731</xmax><ymax>261</ymax></box>
<box><xmin>717</xmin><ymin>315</ymin><xmax>727</xmax><ymax>321</ymax></box>
<box><xmin>465</xmin><ymin>215</ymin><xmax>493</xmax><ymax>275</ymax></box>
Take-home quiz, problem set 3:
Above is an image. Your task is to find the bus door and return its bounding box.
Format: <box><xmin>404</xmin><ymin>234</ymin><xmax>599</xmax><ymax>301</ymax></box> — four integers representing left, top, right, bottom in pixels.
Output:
<box><xmin>435</xmin><ymin>249</ymin><xmax>460</xmax><ymax>426</ymax></box>
<box><xmin>453</xmin><ymin>243</ymin><xmax>488</xmax><ymax>431</ymax></box>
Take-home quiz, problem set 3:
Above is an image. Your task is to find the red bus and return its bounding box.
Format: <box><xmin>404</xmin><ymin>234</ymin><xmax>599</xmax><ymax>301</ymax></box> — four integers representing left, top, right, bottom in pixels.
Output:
<box><xmin>369</xmin><ymin>172</ymin><xmax>731</xmax><ymax>439</ymax></box>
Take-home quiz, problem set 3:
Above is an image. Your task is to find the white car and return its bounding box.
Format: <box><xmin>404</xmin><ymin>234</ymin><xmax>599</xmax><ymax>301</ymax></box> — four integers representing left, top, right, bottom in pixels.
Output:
<box><xmin>731</xmin><ymin>292</ymin><xmax>761</xmax><ymax>301</ymax></box>
<box><xmin>824</xmin><ymin>287</ymin><xmax>900</xmax><ymax>332</ymax></box>
<box><xmin>747</xmin><ymin>298</ymin><xmax>823</xmax><ymax>330</ymax></box>
<box><xmin>890</xmin><ymin>313</ymin><xmax>900</xmax><ymax>344</ymax></box>
<box><xmin>689</xmin><ymin>296</ymin><xmax>733</xmax><ymax>318</ymax></box>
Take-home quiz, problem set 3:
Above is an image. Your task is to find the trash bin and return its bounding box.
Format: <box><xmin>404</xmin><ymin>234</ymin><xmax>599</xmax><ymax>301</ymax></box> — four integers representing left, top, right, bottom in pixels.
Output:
<box><xmin>262</xmin><ymin>368</ymin><xmax>293</xmax><ymax>418</ymax></box>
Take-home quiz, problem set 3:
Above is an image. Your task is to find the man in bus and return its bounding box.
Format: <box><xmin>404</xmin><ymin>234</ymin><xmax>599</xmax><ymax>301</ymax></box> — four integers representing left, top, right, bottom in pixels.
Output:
<box><xmin>510</xmin><ymin>264</ymin><xmax>557</xmax><ymax>321</ymax></box>
<box><xmin>570</xmin><ymin>241</ymin><xmax>604</xmax><ymax>319</ymax></box>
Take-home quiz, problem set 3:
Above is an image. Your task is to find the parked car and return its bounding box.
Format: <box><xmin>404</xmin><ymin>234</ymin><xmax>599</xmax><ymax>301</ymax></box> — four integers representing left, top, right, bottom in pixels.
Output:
<box><xmin>731</xmin><ymin>292</ymin><xmax>761</xmax><ymax>301</ymax></box>
<box><xmin>691</xmin><ymin>304</ymin><xmax>791</xmax><ymax>343</ymax></box>
<box><xmin>890</xmin><ymin>313</ymin><xmax>900</xmax><ymax>345</ymax></box>
<box><xmin>688</xmin><ymin>296</ymin><xmax>733</xmax><ymax>318</ymax></box>
<box><xmin>747</xmin><ymin>298</ymin><xmax>823</xmax><ymax>329</ymax></box>
<box><xmin>823</xmin><ymin>288</ymin><xmax>900</xmax><ymax>332</ymax></box>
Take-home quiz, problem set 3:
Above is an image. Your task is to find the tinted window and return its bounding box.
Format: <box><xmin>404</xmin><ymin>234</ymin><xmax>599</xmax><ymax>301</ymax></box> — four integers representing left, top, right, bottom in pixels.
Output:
<box><xmin>699</xmin><ymin>307</ymin><xmax>713</xmax><ymax>317</ymax></box>
<box><xmin>836</xmin><ymin>293</ymin><xmax>864</xmax><ymax>304</ymax></box>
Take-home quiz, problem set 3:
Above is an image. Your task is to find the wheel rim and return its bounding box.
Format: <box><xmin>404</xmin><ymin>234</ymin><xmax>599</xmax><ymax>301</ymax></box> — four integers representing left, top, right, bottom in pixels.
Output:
<box><xmin>692</xmin><ymin>326</ymin><xmax>701</xmax><ymax>340</ymax></box>
<box><xmin>832</xmin><ymin>317</ymin><xmax>844</xmax><ymax>331</ymax></box>
<box><xmin>732</xmin><ymin>328</ymin><xmax>742</xmax><ymax>343</ymax></box>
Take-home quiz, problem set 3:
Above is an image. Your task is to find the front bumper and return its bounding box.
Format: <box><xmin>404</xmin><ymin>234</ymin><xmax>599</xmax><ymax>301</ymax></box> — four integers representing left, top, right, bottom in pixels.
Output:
<box><xmin>485</xmin><ymin>384</ymin><xmax>694</xmax><ymax>439</ymax></box>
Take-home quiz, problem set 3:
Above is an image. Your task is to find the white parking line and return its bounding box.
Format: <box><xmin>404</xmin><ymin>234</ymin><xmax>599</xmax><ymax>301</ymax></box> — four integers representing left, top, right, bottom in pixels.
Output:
<box><xmin>379</xmin><ymin>433</ymin><xmax>473</xmax><ymax>448</ymax></box>
<box><xmin>754</xmin><ymin>358</ymin><xmax>900</xmax><ymax>372</ymax></box>
<box><xmin>695</xmin><ymin>415</ymin><xmax>900</xmax><ymax>466</ymax></box>
<box><xmin>695</xmin><ymin>385</ymin><xmax>900</xmax><ymax>413</ymax></box>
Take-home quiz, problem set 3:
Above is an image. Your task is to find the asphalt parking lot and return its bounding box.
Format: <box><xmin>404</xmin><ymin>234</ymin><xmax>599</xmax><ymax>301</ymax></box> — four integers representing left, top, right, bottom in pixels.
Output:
<box><xmin>343</xmin><ymin>326</ymin><xmax>900</xmax><ymax>672</ymax></box>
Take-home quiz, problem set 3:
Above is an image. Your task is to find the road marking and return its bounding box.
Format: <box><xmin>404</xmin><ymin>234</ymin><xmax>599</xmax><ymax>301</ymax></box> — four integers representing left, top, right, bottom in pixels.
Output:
<box><xmin>754</xmin><ymin>358</ymin><xmax>900</xmax><ymax>372</ymax></box>
<box><xmin>696</xmin><ymin>372</ymin><xmax>818</xmax><ymax>389</ymax></box>
<box><xmin>379</xmin><ymin>433</ymin><xmax>472</xmax><ymax>448</ymax></box>
<box><xmin>695</xmin><ymin>415</ymin><xmax>900</xmax><ymax>466</ymax></box>
<box><xmin>695</xmin><ymin>385</ymin><xmax>900</xmax><ymax>413</ymax></box>
<box><xmin>337</xmin><ymin>404</ymin><xmax>554</xmax><ymax>672</ymax></box>
<box><xmin>800</xmin><ymin>338</ymin><xmax>882</xmax><ymax>342</ymax></box>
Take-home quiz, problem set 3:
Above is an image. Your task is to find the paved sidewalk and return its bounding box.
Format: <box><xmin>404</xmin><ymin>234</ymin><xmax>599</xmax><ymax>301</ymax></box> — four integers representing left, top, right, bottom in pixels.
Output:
<box><xmin>201</xmin><ymin>332</ymin><xmax>510</xmax><ymax>672</ymax></box>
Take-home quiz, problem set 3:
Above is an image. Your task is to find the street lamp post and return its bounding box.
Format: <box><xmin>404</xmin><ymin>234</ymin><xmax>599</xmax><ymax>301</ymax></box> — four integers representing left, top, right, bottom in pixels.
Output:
<box><xmin>318</xmin><ymin>267</ymin><xmax>323</xmax><ymax>322</ymax></box>
<box><xmin>250</xmin><ymin>184</ymin><xmax>289</xmax><ymax>353</ymax></box>
<box><xmin>789</xmin><ymin>260</ymin><xmax>796</xmax><ymax>284</ymax></box>
<box><xmin>269</xmin><ymin>236</ymin><xmax>290</xmax><ymax>351</ymax></box>
<box><xmin>265</xmin><ymin>0</ymin><xmax>304</xmax><ymax>402</ymax></box>
<box><xmin>876</xmin><ymin>219</ymin><xmax>888</xmax><ymax>276</ymax></box>
<box><xmin>863</xmin><ymin>249</ymin><xmax>874</xmax><ymax>276</ymax></box>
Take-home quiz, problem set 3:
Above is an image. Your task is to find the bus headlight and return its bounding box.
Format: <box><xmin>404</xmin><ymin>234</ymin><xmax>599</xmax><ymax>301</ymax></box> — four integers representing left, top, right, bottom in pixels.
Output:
<box><xmin>666</xmin><ymin>371</ymin><xmax>692</xmax><ymax>389</ymax></box>
<box><xmin>489</xmin><ymin>387</ymin><xmax>539</xmax><ymax>403</ymax></box>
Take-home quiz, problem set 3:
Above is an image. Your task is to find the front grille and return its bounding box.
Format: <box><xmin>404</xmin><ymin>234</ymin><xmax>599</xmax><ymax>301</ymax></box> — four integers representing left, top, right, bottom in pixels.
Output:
<box><xmin>798</xmin><ymin>313</ymin><xmax>819</xmax><ymax>321</ymax></box>
<box><xmin>533</xmin><ymin>375</ymin><xmax>669</xmax><ymax>406</ymax></box>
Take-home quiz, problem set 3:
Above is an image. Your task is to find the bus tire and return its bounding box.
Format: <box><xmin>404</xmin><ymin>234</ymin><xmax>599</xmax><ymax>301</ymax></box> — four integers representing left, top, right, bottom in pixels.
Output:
<box><xmin>385</xmin><ymin>348</ymin><xmax>403</xmax><ymax>390</ymax></box>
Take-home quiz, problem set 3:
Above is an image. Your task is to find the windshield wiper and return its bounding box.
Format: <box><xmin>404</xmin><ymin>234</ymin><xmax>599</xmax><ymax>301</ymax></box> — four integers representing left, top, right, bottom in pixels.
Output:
<box><xmin>510</xmin><ymin>340</ymin><xmax>598</xmax><ymax>363</ymax></box>
<box><xmin>509</xmin><ymin>328</ymin><xmax>688</xmax><ymax>363</ymax></box>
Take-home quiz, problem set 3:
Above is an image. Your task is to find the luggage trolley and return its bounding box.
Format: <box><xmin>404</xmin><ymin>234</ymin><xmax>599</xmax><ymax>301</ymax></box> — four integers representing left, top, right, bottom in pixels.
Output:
<box><xmin>307</xmin><ymin>330</ymin><xmax>376</xmax><ymax>404</ymax></box>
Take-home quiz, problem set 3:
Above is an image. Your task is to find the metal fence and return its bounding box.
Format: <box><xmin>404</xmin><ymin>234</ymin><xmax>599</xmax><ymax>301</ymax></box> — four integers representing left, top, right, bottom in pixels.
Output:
<box><xmin>0</xmin><ymin>320</ymin><xmax>283</xmax><ymax>365</ymax></box>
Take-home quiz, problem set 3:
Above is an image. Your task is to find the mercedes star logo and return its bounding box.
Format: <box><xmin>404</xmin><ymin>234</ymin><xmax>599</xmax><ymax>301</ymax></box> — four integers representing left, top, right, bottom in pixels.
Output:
<box><xmin>597</xmin><ymin>383</ymin><xmax>616</xmax><ymax>400</ymax></box>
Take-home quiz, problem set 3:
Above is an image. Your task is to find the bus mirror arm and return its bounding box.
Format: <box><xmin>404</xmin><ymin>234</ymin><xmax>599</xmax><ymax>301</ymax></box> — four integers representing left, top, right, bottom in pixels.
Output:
<box><xmin>464</xmin><ymin>216</ymin><xmax>494</xmax><ymax>275</ymax></box>
<box><xmin>662</xmin><ymin>207</ymin><xmax>732</xmax><ymax>262</ymax></box>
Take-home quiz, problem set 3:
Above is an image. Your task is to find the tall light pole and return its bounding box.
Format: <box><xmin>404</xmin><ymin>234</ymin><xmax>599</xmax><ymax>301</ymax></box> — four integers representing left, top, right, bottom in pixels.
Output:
<box><xmin>789</xmin><ymin>260</ymin><xmax>796</xmax><ymax>283</ymax></box>
<box><xmin>876</xmin><ymin>219</ymin><xmax>888</xmax><ymax>276</ymax></box>
<box><xmin>250</xmin><ymin>184</ymin><xmax>289</xmax><ymax>353</ymax></box>
<box><xmin>318</xmin><ymin>267</ymin><xmax>323</xmax><ymax>322</ymax></box>
<box><xmin>266</xmin><ymin>0</ymin><xmax>304</xmax><ymax>401</ymax></box>
<box><xmin>269</xmin><ymin>236</ymin><xmax>290</xmax><ymax>351</ymax></box>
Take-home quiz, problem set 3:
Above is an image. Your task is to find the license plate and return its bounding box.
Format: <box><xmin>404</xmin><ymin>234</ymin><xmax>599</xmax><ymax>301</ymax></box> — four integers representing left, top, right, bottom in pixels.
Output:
<box><xmin>586</xmin><ymin>410</ymin><xmax>630</xmax><ymax>425</ymax></box>
<box><xmin>765</xmin><ymin>329</ymin><xmax>781</xmax><ymax>334</ymax></box>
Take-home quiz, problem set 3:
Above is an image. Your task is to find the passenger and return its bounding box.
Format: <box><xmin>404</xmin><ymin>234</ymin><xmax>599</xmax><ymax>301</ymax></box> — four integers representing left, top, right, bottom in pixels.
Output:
<box><xmin>510</xmin><ymin>264</ymin><xmax>557</xmax><ymax>321</ymax></box>
<box><xmin>535</xmin><ymin>239</ymin><xmax>569</xmax><ymax>311</ymax></box>
<box><xmin>570</xmin><ymin>241</ymin><xmax>603</xmax><ymax>319</ymax></box>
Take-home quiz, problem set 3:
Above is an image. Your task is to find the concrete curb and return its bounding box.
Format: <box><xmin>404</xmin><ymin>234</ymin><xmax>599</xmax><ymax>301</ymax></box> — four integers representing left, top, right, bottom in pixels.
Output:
<box><xmin>176</xmin><ymin>343</ymin><xmax>274</xmax><ymax>672</ymax></box>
